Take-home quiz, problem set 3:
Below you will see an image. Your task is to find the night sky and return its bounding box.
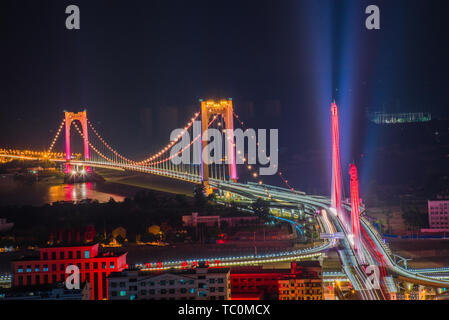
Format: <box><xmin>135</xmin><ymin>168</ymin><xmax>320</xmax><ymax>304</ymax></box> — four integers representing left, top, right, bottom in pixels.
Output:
<box><xmin>0</xmin><ymin>0</ymin><xmax>448</xmax><ymax>194</ymax></box>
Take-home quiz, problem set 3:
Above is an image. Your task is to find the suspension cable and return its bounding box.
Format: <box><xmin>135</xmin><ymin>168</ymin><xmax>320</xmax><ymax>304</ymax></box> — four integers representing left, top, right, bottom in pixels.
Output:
<box><xmin>73</xmin><ymin>122</ymin><xmax>116</xmax><ymax>163</ymax></box>
<box><xmin>233</xmin><ymin>111</ymin><xmax>297</xmax><ymax>195</ymax></box>
<box><xmin>87</xmin><ymin>120</ymin><xmax>135</xmax><ymax>164</ymax></box>
<box><xmin>136</xmin><ymin>112</ymin><xmax>201</xmax><ymax>164</ymax></box>
<box><xmin>85</xmin><ymin>112</ymin><xmax>201</xmax><ymax>165</ymax></box>
<box><xmin>232</xmin><ymin>112</ymin><xmax>272</xmax><ymax>198</ymax></box>
<box><xmin>46</xmin><ymin>118</ymin><xmax>66</xmax><ymax>154</ymax></box>
<box><xmin>144</xmin><ymin>115</ymin><xmax>218</xmax><ymax>166</ymax></box>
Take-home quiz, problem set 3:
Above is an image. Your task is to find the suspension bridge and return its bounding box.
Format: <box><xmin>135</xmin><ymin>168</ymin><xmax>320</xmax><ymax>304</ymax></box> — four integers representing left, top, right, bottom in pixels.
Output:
<box><xmin>1</xmin><ymin>98</ymin><xmax>449</xmax><ymax>300</ymax></box>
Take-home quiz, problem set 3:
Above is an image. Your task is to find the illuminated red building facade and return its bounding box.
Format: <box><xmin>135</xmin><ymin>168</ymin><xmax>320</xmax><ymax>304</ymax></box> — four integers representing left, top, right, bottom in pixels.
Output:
<box><xmin>230</xmin><ymin>261</ymin><xmax>322</xmax><ymax>299</ymax></box>
<box><xmin>12</xmin><ymin>243</ymin><xmax>127</xmax><ymax>300</ymax></box>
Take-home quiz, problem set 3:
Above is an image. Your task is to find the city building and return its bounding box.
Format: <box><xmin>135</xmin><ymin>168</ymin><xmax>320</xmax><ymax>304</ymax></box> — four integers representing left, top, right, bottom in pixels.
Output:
<box><xmin>230</xmin><ymin>261</ymin><xmax>323</xmax><ymax>300</ymax></box>
<box><xmin>182</xmin><ymin>212</ymin><xmax>258</xmax><ymax>228</ymax></box>
<box><xmin>278</xmin><ymin>275</ymin><xmax>323</xmax><ymax>300</ymax></box>
<box><xmin>368</xmin><ymin>112</ymin><xmax>431</xmax><ymax>124</ymax></box>
<box><xmin>11</xmin><ymin>243</ymin><xmax>127</xmax><ymax>300</ymax></box>
<box><xmin>0</xmin><ymin>273</ymin><xmax>12</xmax><ymax>288</ymax></box>
<box><xmin>108</xmin><ymin>266</ymin><xmax>231</xmax><ymax>300</ymax></box>
<box><xmin>422</xmin><ymin>200</ymin><xmax>449</xmax><ymax>232</ymax></box>
<box><xmin>384</xmin><ymin>276</ymin><xmax>398</xmax><ymax>300</ymax></box>
<box><xmin>391</xmin><ymin>283</ymin><xmax>440</xmax><ymax>300</ymax></box>
<box><xmin>323</xmin><ymin>283</ymin><xmax>335</xmax><ymax>300</ymax></box>
<box><xmin>230</xmin><ymin>292</ymin><xmax>264</xmax><ymax>300</ymax></box>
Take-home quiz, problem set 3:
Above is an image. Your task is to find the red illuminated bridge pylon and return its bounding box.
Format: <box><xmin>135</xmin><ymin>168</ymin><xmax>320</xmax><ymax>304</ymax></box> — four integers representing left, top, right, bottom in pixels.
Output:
<box><xmin>330</xmin><ymin>101</ymin><xmax>343</xmax><ymax>220</ymax></box>
<box><xmin>349</xmin><ymin>163</ymin><xmax>362</xmax><ymax>254</ymax></box>
<box><xmin>65</xmin><ymin>110</ymin><xmax>90</xmax><ymax>173</ymax></box>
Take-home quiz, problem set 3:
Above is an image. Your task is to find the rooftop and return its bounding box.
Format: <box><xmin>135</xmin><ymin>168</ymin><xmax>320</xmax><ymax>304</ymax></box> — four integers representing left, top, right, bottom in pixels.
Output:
<box><xmin>39</xmin><ymin>243</ymin><xmax>98</xmax><ymax>249</ymax></box>
<box><xmin>109</xmin><ymin>267</ymin><xmax>230</xmax><ymax>279</ymax></box>
<box><xmin>231</xmin><ymin>261</ymin><xmax>322</xmax><ymax>276</ymax></box>
<box><xmin>0</xmin><ymin>281</ymin><xmax>87</xmax><ymax>294</ymax></box>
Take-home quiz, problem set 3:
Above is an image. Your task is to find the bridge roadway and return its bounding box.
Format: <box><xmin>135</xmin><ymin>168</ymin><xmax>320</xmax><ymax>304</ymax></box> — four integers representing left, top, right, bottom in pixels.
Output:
<box><xmin>213</xmin><ymin>180</ymin><xmax>386</xmax><ymax>299</ymax></box>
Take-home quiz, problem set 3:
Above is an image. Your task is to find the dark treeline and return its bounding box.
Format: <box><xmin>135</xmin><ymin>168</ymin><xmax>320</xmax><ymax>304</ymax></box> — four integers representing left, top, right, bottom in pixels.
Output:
<box><xmin>0</xmin><ymin>188</ymin><xmax>245</xmax><ymax>247</ymax></box>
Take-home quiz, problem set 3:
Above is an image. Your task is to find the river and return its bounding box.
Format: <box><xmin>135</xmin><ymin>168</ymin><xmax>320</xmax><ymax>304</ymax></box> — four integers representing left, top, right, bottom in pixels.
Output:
<box><xmin>0</xmin><ymin>174</ymin><xmax>126</xmax><ymax>206</ymax></box>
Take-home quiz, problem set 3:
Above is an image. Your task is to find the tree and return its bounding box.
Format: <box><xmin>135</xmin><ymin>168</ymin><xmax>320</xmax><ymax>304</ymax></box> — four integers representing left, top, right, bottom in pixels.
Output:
<box><xmin>94</xmin><ymin>232</ymin><xmax>112</xmax><ymax>245</ymax></box>
<box><xmin>207</xmin><ymin>192</ymin><xmax>217</xmax><ymax>202</ymax></box>
<box><xmin>194</xmin><ymin>185</ymin><xmax>207</xmax><ymax>211</ymax></box>
<box><xmin>0</xmin><ymin>237</ymin><xmax>16</xmax><ymax>248</ymax></box>
<box><xmin>115</xmin><ymin>235</ymin><xmax>126</xmax><ymax>245</ymax></box>
<box><xmin>402</xmin><ymin>206</ymin><xmax>427</xmax><ymax>230</ymax></box>
<box><xmin>140</xmin><ymin>232</ymin><xmax>157</xmax><ymax>243</ymax></box>
<box><xmin>251</xmin><ymin>198</ymin><xmax>271</xmax><ymax>221</ymax></box>
<box><xmin>175</xmin><ymin>194</ymin><xmax>189</xmax><ymax>207</ymax></box>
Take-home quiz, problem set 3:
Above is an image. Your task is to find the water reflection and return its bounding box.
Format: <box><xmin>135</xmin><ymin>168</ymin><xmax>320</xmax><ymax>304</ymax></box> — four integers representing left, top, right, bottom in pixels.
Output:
<box><xmin>0</xmin><ymin>174</ymin><xmax>126</xmax><ymax>206</ymax></box>
<box><xmin>47</xmin><ymin>183</ymin><xmax>125</xmax><ymax>204</ymax></box>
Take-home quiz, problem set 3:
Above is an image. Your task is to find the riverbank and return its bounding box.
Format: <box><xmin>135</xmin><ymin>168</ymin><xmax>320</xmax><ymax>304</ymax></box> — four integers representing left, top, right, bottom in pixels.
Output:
<box><xmin>0</xmin><ymin>174</ymin><xmax>127</xmax><ymax>206</ymax></box>
<box><xmin>95</xmin><ymin>168</ymin><xmax>195</xmax><ymax>196</ymax></box>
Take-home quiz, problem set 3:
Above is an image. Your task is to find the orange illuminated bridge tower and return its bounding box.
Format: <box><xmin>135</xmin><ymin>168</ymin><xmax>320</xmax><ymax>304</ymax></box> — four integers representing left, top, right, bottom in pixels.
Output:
<box><xmin>201</xmin><ymin>99</ymin><xmax>237</xmax><ymax>194</ymax></box>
